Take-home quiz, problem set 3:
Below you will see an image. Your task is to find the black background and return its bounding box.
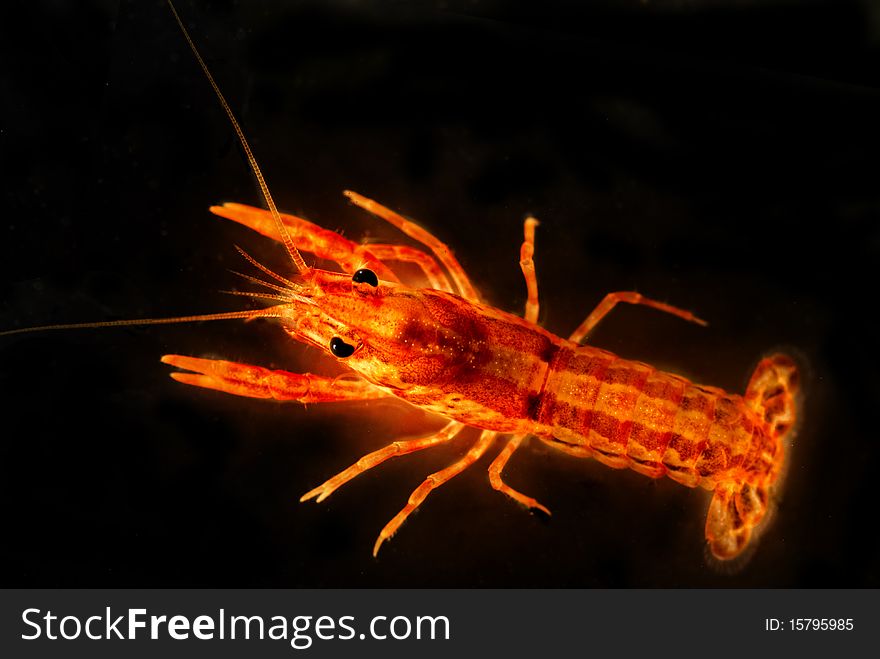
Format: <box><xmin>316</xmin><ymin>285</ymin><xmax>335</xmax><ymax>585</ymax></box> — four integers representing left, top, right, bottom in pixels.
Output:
<box><xmin>1</xmin><ymin>0</ymin><xmax>878</xmax><ymax>587</ymax></box>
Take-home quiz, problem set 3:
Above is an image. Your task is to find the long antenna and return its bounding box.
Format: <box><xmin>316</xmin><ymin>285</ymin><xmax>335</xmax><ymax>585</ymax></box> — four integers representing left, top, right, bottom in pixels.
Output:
<box><xmin>166</xmin><ymin>0</ymin><xmax>309</xmax><ymax>275</ymax></box>
<box><xmin>0</xmin><ymin>309</ymin><xmax>284</xmax><ymax>338</ymax></box>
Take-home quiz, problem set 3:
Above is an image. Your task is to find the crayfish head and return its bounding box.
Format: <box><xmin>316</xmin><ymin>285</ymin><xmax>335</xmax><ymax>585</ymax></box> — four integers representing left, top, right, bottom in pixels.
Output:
<box><xmin>279</xmin><ymin>268</ymin><xmax>480</xmax><ymax>393</ymax></box>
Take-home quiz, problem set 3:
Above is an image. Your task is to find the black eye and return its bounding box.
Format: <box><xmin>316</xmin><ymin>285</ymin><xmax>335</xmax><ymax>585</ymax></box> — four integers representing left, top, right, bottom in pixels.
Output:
<box><xmin>352</xmin><ymin>268</ymin><xmax>379</xmax><ymax>287</ymax></box>
<box><xmin>329</xmin><ymin>336</ymin><xmax>356</xmax><ymax>358</ymax></box>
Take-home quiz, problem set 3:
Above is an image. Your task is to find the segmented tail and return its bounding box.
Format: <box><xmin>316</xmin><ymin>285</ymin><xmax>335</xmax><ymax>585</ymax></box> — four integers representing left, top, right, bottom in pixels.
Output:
<box><xmin>745</xmin><ymin>353</ymin><xmax>799</xmax><ymax>441</ymax></box>
<box><xmin>705</xmin><ymin>353</ymin><xmax>799</xmax><ymax>562</ymax></box>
